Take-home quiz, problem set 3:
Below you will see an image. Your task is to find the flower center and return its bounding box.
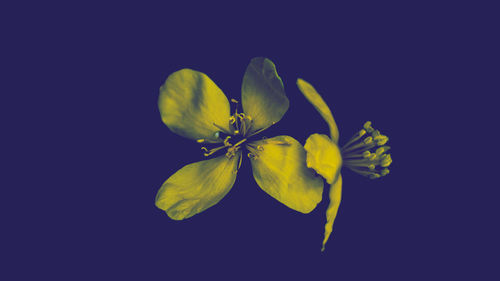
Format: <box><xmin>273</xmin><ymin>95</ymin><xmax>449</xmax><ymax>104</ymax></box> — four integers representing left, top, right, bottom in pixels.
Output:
<box><xmin>341</xmin><ymin>121</ymin><xmax>392</xmax><ymax>179</ymax></box>
<box><xmin>195</xmin><ymin>99</ymin><xmax>280</xmax><ymax>172</ymax></box>
<box><xmin>195</xmin><ymin>100</ymin><xmax>255</xmax><ymax>162</ymax></box>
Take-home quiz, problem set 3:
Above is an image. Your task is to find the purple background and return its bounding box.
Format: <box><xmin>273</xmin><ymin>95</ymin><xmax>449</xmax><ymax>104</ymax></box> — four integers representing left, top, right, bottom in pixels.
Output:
<box><xmin>4</xmin><ymin>1</ymin><xmax>496</xmax><ymax>280</ymax></box>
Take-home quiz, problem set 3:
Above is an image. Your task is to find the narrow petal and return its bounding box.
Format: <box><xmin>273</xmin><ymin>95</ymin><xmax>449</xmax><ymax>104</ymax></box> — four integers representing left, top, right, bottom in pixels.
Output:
<box><xmin>155</xmin><ymin>153</ymin><xmax>240</xmax><ymax>220</ymax></box>
<box><xmin>248</xmin><ymin>136</ymin><xmax>323</xmax><ymax>213</ymax></box>
<box><xmin>304</xmin><ymin>134</ymin><xmax>342</xmax><ymax>184</ymax></box>
<box><xmin>241</xmin><ymin>57</ymin><xmax>289</xmax><ymax>134</ymax></box>
<box><xmin>159</xmin><ymin>69</ymin><xmax>231</xmax><ymax>142</ymax></box>
<box><xmin>321</xmin><ymin>175</ymin><xmax>342</xmax><ymax>252</ymax></box>
<box><xmin>297</xmin><ymin>78</ymin><xmax>339</xmax><ymax>143</ymax></box>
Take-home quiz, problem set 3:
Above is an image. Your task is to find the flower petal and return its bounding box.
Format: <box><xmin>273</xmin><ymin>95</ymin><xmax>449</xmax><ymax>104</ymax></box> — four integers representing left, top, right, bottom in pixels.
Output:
<box><xmin>321</xmin><ymin>175</ymin><xmax>342</xmax><ymax>252</ymax></box>
<box><xmin>155</xmin><ymin>153</ymin><xmax>240</xmax><ymax>220</ymax></box>
<box><xmin>297</xmin><ymin>78</ymin><xmax>339</xmax><ymax>143</ymax></box>
<box><xmin>241</xmin><ymin>57</ymin><xmax>289</xmax><ymax>134</ymax></box>
<box><xmin>159</xmin><ymin>69</ymin><xmax>231</xmax><ymax>142</ymax></box>
<box><xmin>248</xmin><ymin>136</ymin><xmax>323</xmax><ymax>213</ymax></box>
<box><xmin>304</xmin><ymin>134</ymin><xmax>342</xmax><ymax>184</ymax></box>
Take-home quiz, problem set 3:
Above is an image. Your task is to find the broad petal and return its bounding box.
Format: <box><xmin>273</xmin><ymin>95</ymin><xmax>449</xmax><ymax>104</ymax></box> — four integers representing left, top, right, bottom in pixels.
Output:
<box><xmin>155</xmin><ymin>153</ymin><xmax>240</xmax><ymax>220</ymax></box>
<box><xmin>321</xmin><ymin>175</ymin><xmax>342</xmax><ymax>252</ymax></box>
<box><xmin>304</xmin><ymin>134</ymin><xmax>342</xmax><ymax>184</ymax></box>
<box><xmin>159</xmin><ymin>69</ymin><xmax>231</xmax><ymax>142</ymax></box>
<box><xmin>248</xmin><ymin>136</ymin><xmax>323</xmax><ymax>213</ymax></box>
<box><xmin>297</xmin><ymin>78</ymin><xmax>339</xmax><ymax>143</ymax></box>
<box><xmin>241</xmin><ymin>57</ymin><xmax>289</xmax><ymax>134</ymax></box>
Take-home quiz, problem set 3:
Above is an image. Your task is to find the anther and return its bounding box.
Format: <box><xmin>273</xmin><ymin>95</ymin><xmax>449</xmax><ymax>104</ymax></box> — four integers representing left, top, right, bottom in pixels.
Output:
<box><xmin>201</xmin><ymin>147</ymin><xmax>208</xmax><ymax>152</ymax></box>
<box><xmin>380</xmin><ymin>154</ymin><xmax>392</xmax><ymax>167</ymax></box>
<box><xmin>197</xmin><ymin>139</ymin><xmax>205</xmax><ymax>143</ymax></box>
<box><xmin>369</xmin><ymin>173</ymin><xmax>381</xmax><ymax>179</ymax></box>
<box><xmin>362</xmin><ymin>151</ymin><xmax>371</xmax><ymax>158</ymax></box>
<box><xmin>247</xmin><ymin>152</ymin><xmax>258</xmax><ymax>160</ymax></box>
<box><xmin>363</xmin><ymin>137</ymin><xmax>373</xmax><ymax>144</ymax></box>
<box><xmin>375</xmin><ymin>146</ymin><xmax>388</xmax><ymax>156</ymax></box>
<box><xmin>231</xmin><ymin>99</ymin><xmax>239</xmax><ymax>103</ymax></box>
<box><xmin>223</xmin><ymin>136</ymin><xmax>232</xmax><ymax>146</ymax></box>
<box><xmin>375</xmin><ymin>136</ymin><xmax>389</xmax><ymax>146</ymax></box>
<box><xmin>381</xmin><ymin>168</ymin><xmax>390</xmax><ymax>176</ymax></box>
<box><xmin>234</xmin><ymin>130</ymin><xmax>240</xmax><ymax>135</ymax></box>
<box><xmin>363</xmin><ymin>121</ymin><xmax>374</xmax><ymax>133</ymax></box>
<box><xmin>257</xmin><ymin>145</ymin><xmax>264</xmax><ymax>151</ymax></box>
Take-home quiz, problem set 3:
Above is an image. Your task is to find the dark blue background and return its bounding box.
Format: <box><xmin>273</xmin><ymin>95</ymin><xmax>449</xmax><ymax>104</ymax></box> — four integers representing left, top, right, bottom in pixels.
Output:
<box><xmin>4</xmin><ymin>1</ymin><xmax>497</xmax><ymax>280</ymax></box>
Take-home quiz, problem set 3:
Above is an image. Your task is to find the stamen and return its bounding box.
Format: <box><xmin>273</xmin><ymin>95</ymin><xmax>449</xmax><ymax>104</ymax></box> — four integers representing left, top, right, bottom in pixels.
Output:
<box><xmin>203</xmin><ymin>145</ymin><xmax>228</xmax><ymax>157</ymax></box>
<box><xmin>247</xmin><ymin>152</ymin><xmax>257</xmax><ymax>160</ymax></box>
<box><xmin>342</xmin><ymin>121</ymin><xmax>392</xmax><ymax>179</ymax></box>
<box><xmin>257</xmin><ymin>136</ymin><xmax>291</xmax><ymax>146</ymax></box>
<box><xmin>267</xmin><ymin>140</ymin><xmax>290</xmax><ymax>145</ymax></box>
<box><xmin>238</xmin><ymin>113</ymin><xmax>254</xmax><ymax>137</ymax></box>
<box><xmin>347</xmin><ymin>167</ymin><xmax>380</xmax><ymax>178</ymax></box>
<box><xmin>213</xmin><ymin>123</ymin><xmax>232</xmax><ymax>135</ymax></box>
<box><xmin>375</xmin><ymin>136</ymin><xmax>389</xmax><ymax>146</ymax></box>
<box><xmin>238</xmin><ymin>152</ymin><xmax>243</xmax><ymax>169</ymax></box>
<box><xmin>380</xmin><ymin>154</ymin><xmax>392</xmax><ymax>167</ymax></box>
<box><xmin>341</xmin><ymin>129</ymin><xmax>366</xmax><ymax>150</ymax></box>
<box><xmin>196</xmin><ymin>134</ymin><xmax>223</xmax><ymax>144</ymax></box>
<box><xmin>233</xmin><ymin>138</ymin><xmax>248</xmax><ymax>148</ymax></box>
<box><xmin>341</xmin><ymin>138</ymin><xmax>375</xmax><ymax>154</ymax></box>
<box><xmin>375</xmin><ymin>146</ymin><xmax>390</xmax><ymax>156</ymax></box>
<box><xmin>247</xmin><ymin>121</ymin><xmax>276</xmax><ymax>138</ymax></box>
<box><xmin>238</xmin><ymin>113</ymin><xmax>247</xmax><ymax>136</ymax></box>
<box><xmin>233</xmin><ymin>115</ymin><xmax>240</xmax><ymax>132</ymax></box>
<box><xmin>246</xmin><ymin>144</ymin><xmax>259</xmax><ymax>160</ymax></box>
<box><xmin>363</xmin><ymin>121</ymin><xmax>374</xmax><ymax>133</ymax></box>
<box><xmin>223</xmin><ymin>136</ymin><xmax>232</xmax><ymax>147</ymax></box>
<box><xmin>341</xmin><ymin>151</ymin><xmax>370</xmax><ymax>159</ymax></box>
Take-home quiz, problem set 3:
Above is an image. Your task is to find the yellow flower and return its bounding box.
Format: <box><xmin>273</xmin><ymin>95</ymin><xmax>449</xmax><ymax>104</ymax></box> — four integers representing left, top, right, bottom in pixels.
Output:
<box><xmin>296</xmin><ymin>78</ymin><xmax>393</xmax><ymax>251</ymax></box>
<box><xmin>155</xmin><ymin>58</ymin><xmax>323</xmax><ymax>220</ymax></box>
